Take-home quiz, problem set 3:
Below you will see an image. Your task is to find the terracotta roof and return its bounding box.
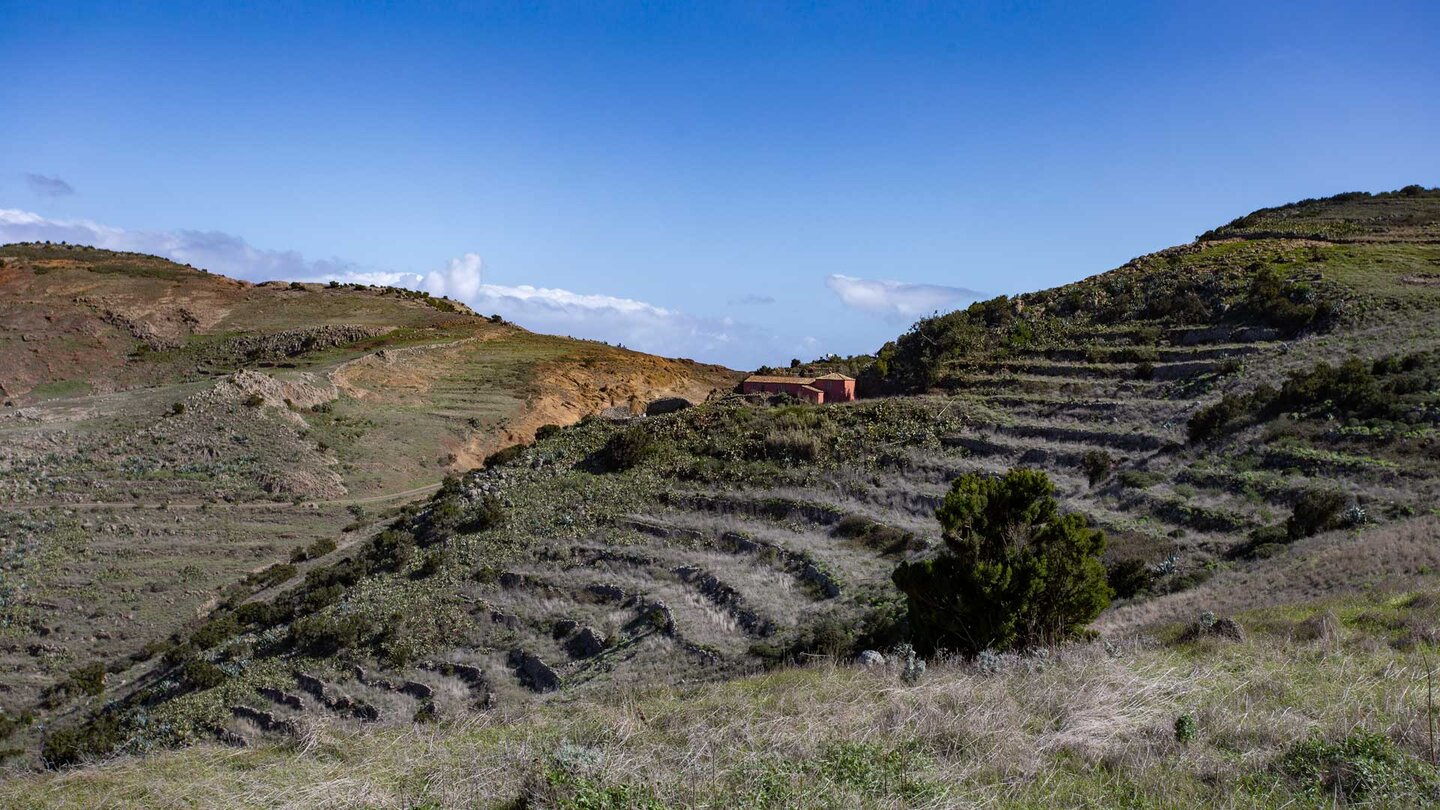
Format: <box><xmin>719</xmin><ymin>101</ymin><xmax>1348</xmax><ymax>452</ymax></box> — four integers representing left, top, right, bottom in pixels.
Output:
<box><xmin>744</xmin><ymin>375</ymin><xmax>817</xmax><ymax>385</ymax></box>
<box><xmin>814</xmin><ymin>373</ymin><xmax>855</xmax><ymax>381</ymax></box>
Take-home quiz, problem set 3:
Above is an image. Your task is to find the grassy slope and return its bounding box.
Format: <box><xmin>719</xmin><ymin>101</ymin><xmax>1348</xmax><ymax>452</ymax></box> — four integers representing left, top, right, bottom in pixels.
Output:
<box><xmin>0</xmin><ymin>244</ymin><xmax>738</xmax><ymax>745</ymax></box>
<box><xmin>5</xmin><ymin>189</ymin><xmax>1440</xmax><ymax>805</ymax></box>
<box><xmin>6</xmin><ymin>538</ymin><xmax>1440</xmax><ymax>808</ymax></box>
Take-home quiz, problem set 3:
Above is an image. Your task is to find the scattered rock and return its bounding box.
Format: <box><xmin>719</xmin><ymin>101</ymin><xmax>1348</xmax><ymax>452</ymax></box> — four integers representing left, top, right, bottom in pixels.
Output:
<box><xmin>508</xmin><ymin>650</ymin><xmax>560</xmax><ymax>692</ymax></box>
<box><xmin>565</xmin><ymin>627</ymin><xmax>607</xmax><ymax>659</ymax></box>
<box><xmin>585</xmin><ymin>584</ymin><xmax>627</xmax><ymax>602</ymax></box>
<box><xmin>231</xmin><ymin>705</ymin><xmax>298</xmax><ymax>735</ymax></box>
<box><xmin>858</xmin><ymin>650</ymin><xmax>886</xmax><ymax>667</ymax></box>
<box><xmin>257</xmin><ymin>686</ymin><xmax>304</xmax><ymax>710</ymax></box>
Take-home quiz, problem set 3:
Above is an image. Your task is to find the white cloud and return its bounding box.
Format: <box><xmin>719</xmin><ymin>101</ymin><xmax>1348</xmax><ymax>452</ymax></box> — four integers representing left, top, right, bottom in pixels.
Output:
<box><xmin>395</xmin><ymin>252</ymin><xmax>761</xmax><ymax>363</ymax></box>
<box><xmin>23</xmin><ymin>173</ymin><xmax>74</xmax><ymax>197</ymax></box>
<box><xmin>825</xmin><ymin>274</ymin><xmax>983</xmax><ymax>321</ymax></box>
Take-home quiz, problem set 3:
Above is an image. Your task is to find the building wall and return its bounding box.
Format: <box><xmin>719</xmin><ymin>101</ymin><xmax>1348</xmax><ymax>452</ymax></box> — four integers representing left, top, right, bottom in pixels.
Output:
<box><xmin>742</xmin><ymin>380</ymin><xmax>825</xmax><ymax>403</ymax></box>
<box><xmin>813</xmin><ymin>378</ymin><xmax>856</xmax><ymax>402</ymax></box>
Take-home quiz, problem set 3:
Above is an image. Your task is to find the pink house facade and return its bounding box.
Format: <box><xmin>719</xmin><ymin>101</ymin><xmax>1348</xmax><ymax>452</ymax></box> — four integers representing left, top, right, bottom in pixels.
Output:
<box><xmin>741</xmin><ymin>373</ymin><xmax>857</xmax><ymax>404</ymax></box>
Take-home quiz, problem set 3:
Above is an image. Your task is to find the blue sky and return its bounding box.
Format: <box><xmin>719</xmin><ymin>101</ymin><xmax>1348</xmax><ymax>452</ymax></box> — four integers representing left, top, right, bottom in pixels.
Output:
<box><xmin>2</xmin><ymin>2</ymin><xmax>1437</xmax><ymax>368</ymax></box>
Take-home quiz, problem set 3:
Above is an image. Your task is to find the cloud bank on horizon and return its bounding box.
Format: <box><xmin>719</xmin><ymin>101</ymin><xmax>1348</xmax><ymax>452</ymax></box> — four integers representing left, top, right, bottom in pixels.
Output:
<box><xmin>0</xmin><ymin>208</ymin><xmax>838</xmax><ymax>368</ymax></box>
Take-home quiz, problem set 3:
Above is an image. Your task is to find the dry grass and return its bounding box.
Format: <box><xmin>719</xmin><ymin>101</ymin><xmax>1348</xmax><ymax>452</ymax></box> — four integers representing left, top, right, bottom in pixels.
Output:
<box><xmin>7</xmin><ymin>620</ymin><xmax>1439</xmax><ymax>808</ymax></box>
<box><xmin>1102</xmin><ymin>515</ymin><xmax>1440</xmax><ymax>634</ymax></box>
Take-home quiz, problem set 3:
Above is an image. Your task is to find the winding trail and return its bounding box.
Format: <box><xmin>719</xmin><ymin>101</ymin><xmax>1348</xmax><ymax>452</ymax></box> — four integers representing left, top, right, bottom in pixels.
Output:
<box><xmin>0</xmin><ymin>481</ymin><xmax>442</xmax><ymax>512</ymax></box>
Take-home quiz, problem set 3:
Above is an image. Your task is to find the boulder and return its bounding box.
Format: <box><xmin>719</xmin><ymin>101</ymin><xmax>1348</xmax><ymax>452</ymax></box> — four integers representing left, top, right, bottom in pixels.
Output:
<box><xmin>566</xmin><ymin>627</ymin><xmax>607</xmax><ymax>659</ymax></box>
<box><xmin>508</xmin><ymin>650</ymin><xmax>560</xmax><ymax>692</ymax></box>
<box><xmin>857</xmin><ymin>650</ymin><xmax>886</xmax><ymax>667</ymax></box>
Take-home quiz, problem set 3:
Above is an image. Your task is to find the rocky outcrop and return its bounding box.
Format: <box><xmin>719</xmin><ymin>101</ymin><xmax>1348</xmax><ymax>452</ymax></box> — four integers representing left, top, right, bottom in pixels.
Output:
<box><xmin>565</xmin><ymin>626</ymin><xmax>607</xmax><ymax>659</ymax></box>
<box><xmin>210</xmin><ymin>325</ymin><xmax>387</xmax><ymax>365</ymax></box>
<box><xmin>231</xmin><ymin>705</ymin><xmax>298</xmax><ymax>735</ymax></box>
<box><xmin>508</xmin><ymin>650</ymin><xmax>560</xmax><ymax>692</ymax></box>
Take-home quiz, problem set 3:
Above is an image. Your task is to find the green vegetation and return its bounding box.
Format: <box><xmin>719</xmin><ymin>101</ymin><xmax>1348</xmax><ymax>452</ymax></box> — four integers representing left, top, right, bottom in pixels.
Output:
<box><xmin>1189</xmin><ymin>352</ymin><xmax>1440</xmax><ymax>442</ymax></box>
<box><xmin>893</xmin><ymin>469</ymin><xmax>1111</xmax><ymax>656</ymax></box>
<box><xmin>8</xmin><ymin>189</ymin><xmax>1440</xmax><ymax>805</ymax></box>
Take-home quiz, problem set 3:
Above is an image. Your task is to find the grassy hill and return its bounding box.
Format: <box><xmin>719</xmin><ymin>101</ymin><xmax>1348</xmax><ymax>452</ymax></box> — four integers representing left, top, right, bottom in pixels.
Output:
<box><xmin>4</xmin><ymin>187</ymin><xmax>1440</xmax><ymax>807</ymax></box>
<box><xmin>0</xmin><ymin>244</ymin><xmax>738</xmax><ymax>756</ymax></box>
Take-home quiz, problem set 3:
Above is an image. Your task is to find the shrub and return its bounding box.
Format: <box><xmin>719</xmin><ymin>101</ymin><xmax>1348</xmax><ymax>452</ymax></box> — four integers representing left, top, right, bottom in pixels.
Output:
<box><xmin>1106</xmin><ymin>558</ymin><xmax>1153</xmax><ymax>600</ymax></box>
<box><xmin>892</xmin><ymin>469</ymin><xmax>1112</xmax><ymax>656</ymax></box>
<box><xmin>1286</xmin><ymin>489</ymin><xmax>1346</xmax><ymax>540</ymax></box>
<box><xmin>290</xmin><ymin>611</ymin><xmax>374</xmax><ymax>656</ymax></box>
<box><xmin>1244</xmin><ymin>266</ymin><xmax>1331</xmax><ymax>332</ymax></box>
<box><xmin>602</xmin><ymin>426</ymin><xmax>657</xmax><ymax>471</ymax></box>
<box><xmin>0</xmin><ymin>712</ymin><xmax>32</xmax><ymax>743</ymax></box>
<box><xmin>169</xmin><ymin>402</ymin><xmax>185</xmax><ymax>416</ymax></box>
<box><xmin>1134</xmin><ymin>361</ymin><xmax>1156</xmax><ymax>381</ymax></box>
<box><xmin>68</xmin><ymin>662</ymin><xmax>107</xmax><ymax>697</ymax></box>
<box><xmin>763</xmin><ymin>428</ymin><xmax>823</xmax><ymax>463</ymax></box>
<box><xmin>1117</xmin><ymin>470</ymin><xmax>1163</xmax><ymax>489</ymax></box>
<box><xmin>1174</xmin><ymin>714</ymin><xmax>1198</xmax><ymax>744</ymax></box>
<box><xmin>41</xmin><ymin>713</ymin><xmax>125</xmax><ymax>769</ymax></box>
<box><xmin>190</xmin><ymin>614</ymin><xmax>240</xmax><ymax>650</ymax></box>
<box><xmin>535</xmin><ymin>424</ymin><xmax>562</xmax><ymax>441</ymax></box>
<box><xmin>365</xmin><ymin>529</ymin><xmax>418</xmax><ymax>571</ymax></box>
<box><xmin>412</xmin><ymin>549</ymin><xmax>447</xmax><ymax>579</ymax></box>
<box><xmin>179</xmin><ymin>657</ymin><xmax>228</xmax><ymax>691</ymax></box>
<box><xmin>1280</xmin><ymin>731</ymin><xmax>1436</xmax><ymax>803</ymax></box>
<box><xmin>307</xmin><ymin>537</ymin><xmax>338</xmax><ymax>559</ymax></box>
<box><xmin>484</xmin><ymin>444</ymin><xmax>526</xmax><ymax>469</ymax></box>
<box><xmin>242</xmin><ymin>393</ymin><xmax>265</xmax><ymax>408</ymax></box>
<box><xmin>1188</xmin><ymin>393</ymin><xmax>1251</xmax><ymax>443</ymax></box>
<box><xmin>1080</xmin><ymin>450</ymin><xmax>1113</xmax><ymax>486</ymax></box>
<box><xmin>834</xmin><ymin>515</ymin><xmax>923</xmax><ymax>554</ymax></box>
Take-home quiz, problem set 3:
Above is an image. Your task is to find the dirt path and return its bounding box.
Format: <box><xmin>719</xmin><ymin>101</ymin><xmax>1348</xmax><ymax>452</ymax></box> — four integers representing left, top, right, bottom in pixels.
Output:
<box><xmin>0</xmin><ymin>481</ymin><xmax>442</xmax><ymax>512</ymax></box>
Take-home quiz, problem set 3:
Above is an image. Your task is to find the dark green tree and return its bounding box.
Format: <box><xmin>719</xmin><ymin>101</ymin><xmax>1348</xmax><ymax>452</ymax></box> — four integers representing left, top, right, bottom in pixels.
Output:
<box><xmin>892</xmin><ymin>469</ymin><xmax>1111</xmax><ymax>656</ymax></box>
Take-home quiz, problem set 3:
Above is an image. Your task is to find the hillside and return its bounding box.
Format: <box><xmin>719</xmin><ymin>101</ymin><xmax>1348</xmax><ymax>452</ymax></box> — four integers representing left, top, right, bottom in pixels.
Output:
<box><xmin>0</xmin><ymin>244</ymin><xmax>739</xmax><ymax>756</ymax></box>
<box><xmin>5</xmin><ymin>187</ymin><xmax>1440</xmax><ymax>807</ymax></box>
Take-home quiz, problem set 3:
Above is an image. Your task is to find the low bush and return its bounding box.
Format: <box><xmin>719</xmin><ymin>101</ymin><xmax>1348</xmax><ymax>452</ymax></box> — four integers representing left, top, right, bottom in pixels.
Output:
<box><xmin>179</xmin><ymin>657</ymin><xmax>228</xmax><ymax>691</ymax></box>
<box><xmin>834</xmin><ymin>515</ymin><xmax>923</xmax><ymax>554</ymax></box>
<box><xmin>1106</xmin><ymin>558</ymin><xmax>1153</xmax><ymax>600</ymax></box>
<box><xmin>1117</xmin><ymin>470</ymin><xmax>1164</xmax><ymax>489</ymax></box>
<box><xmin>1188</xmin><ymin>393</ymin><xmax>1253</xmax><ymax>443</ymax></box>
<box><xmin>69</xmin><ymin>662</ymin><xmax>107</xmax><ymax>698</ymax></box>
<box><xmin>602</xmin><ymin>426</ymin><xmax>657</xmax><ymax>471</ymax></box>
<box><xmin>893</xmin><ymin>469</ymin><xmax>1111</xmax><ymax>656</ymax></box>
<box><xmin>190</xmin><ymin>614</ymin><xmax>240</xmax><ymax>650</ymax></box>
<box><xmin>763</xmin><ymin>428</ymin><xmax>824</xmax><ymax>463</ymax></box>
<box><xmin>484</xmin><ymin>444</ymin><xmax>526</xmax><ymax>469</ymax></box>
<box><xmin>1279</xmin><ymin>731</ymin><xmax>1437</xmax><ymax>803</ymax></box>
<box><xmin>41</xmin><ymin>713</ymin><xmax>125</xmax><ymax>769</ymax></box>
<box><xmin>1080</xmin><ymin>450</ymin><xmax>1113</xmax><ymax>486</ymax></box>
<box><xmin>290</xmin><ymin>611</ymin><xmax>374</xmax><ymax>656</ymax></box>
<box><xmin>244</xmin><ymin>563</ymin><xmax>297</xmax><ymax>590</ymax></box>
<box><xmin>1286</xmin><ymin>489</ymin><xmax>1346</xmax><ymax>540</ymax></box>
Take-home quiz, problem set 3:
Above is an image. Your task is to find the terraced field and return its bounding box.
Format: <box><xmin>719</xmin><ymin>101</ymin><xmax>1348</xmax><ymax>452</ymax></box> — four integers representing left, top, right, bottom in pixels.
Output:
<box><xmin>9</xmin><ymin>189</ymin><xmax>1440</xmax><ymax>788</ymax></box>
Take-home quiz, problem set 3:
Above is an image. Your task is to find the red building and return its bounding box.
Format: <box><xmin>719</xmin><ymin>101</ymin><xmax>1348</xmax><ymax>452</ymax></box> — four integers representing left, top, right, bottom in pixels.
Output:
<box><xmin>741</xmin><ymin>372</ymin><xmax>856</xmax><ymax>404</ymax></box>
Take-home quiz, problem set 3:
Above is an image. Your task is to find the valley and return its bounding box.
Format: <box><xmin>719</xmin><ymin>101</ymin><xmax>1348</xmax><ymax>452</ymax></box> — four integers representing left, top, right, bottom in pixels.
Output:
<box><xmin>4</xmin><ymin>188</ymin><xmax>1440</xmax><ymax>808</ymax></box>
